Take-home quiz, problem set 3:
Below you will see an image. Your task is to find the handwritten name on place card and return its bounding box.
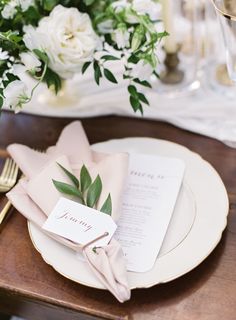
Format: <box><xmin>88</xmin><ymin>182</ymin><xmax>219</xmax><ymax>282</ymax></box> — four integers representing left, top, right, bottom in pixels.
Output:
<box><xmin>43</xmin><ymin>198</ymin><xmax>117</xmax><ymax>247</ymax></box>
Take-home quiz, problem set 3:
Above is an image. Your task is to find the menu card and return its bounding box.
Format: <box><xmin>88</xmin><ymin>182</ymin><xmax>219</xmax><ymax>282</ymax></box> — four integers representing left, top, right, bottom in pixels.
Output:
<box><xmin>115</xmin><ymin>154</ymin><xmax>185</xmax><ymax>272</ymax></box>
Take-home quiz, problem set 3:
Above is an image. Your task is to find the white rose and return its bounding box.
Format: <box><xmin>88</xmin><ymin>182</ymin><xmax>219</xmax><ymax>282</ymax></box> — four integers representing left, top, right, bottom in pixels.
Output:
<box><xmin>23</xmin><ymin>25</ymin><xmax>45</xmax><ymax>52</ymax></box>
<box><xmin>132</xmin><ymin>0</ymin><xmax>161</xmax><ymax>21</ymax></box>
<box><xmin>3</xmin><ymin>80</ymin><xmax>28</xmax><ymax>109</ymax></box>
<box><xmin>20</xmin><ymin>52</ymin><xmax>41</xmax><ymax>72</ymax></box>
<box><xmin>23</xmin><ymin>5</ymin><xmax>98</xmax><ymax>79</ymax></box>
<box><xmin>1</xmin><ymin>1</ymin><xmax>17</xmax><ymax>19</ymax></box>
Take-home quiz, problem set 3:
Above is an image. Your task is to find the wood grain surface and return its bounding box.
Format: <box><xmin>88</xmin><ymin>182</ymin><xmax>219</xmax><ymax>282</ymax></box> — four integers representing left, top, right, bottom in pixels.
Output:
<box><xmin>0</xmin><ymin>111</ymin><xmax>235</xmax><ymax>320</ymax></box>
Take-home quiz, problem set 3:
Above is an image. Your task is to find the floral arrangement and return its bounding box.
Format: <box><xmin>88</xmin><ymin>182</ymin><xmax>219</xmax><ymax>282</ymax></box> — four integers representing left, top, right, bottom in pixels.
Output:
<box><xmin>0</xmin><ymin>0</ymin><xmax>167</xmax><ymax>113</ymax></box>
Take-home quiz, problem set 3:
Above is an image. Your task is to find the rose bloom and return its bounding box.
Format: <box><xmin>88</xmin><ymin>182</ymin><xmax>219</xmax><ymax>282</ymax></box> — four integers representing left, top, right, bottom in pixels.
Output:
<box><xmin>23</xmin><ymin>5</ymin><xmax>99</xmax><ymax>79</ymax></box>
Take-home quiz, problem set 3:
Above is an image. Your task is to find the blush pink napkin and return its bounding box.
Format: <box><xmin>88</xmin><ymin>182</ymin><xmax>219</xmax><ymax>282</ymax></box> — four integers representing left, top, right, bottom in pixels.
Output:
<box><xmin>6</xmin><ymin>121</ymin><xmax>131</xmax><ymax>303</ymax></box>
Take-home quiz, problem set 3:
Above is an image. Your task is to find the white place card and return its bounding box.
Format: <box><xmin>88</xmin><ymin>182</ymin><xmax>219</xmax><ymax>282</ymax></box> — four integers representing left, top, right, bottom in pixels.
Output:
<box><xmin>115</xmin><ymin>154</ymin><xmax>185</xmax><ymax>272</ymax></box>
<box><xmin>43</xmin><ymin>198</ymin><xmax>117</xmax><ymax>248</ymax></box>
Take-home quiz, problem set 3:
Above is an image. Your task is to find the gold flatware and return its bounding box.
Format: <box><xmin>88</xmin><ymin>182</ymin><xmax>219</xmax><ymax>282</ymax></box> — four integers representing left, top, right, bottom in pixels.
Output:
<box><xmin>0</xmin><ymin>158</ymin><xmax>19</xmax><ymax>192</ymax></box>
<box><xmin>0</xmin><ymin>158</ymin><xmax>19</xmax><ymax>225</ymax></box>
<box><xmin>0</xmin><ymin>199</ymin><xmax>12</xmax><ymax>224</ymax></box>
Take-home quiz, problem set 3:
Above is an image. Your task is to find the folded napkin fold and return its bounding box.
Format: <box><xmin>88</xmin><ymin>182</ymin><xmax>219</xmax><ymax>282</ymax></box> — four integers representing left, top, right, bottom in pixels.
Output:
<box><xmin>7</xmin><ymin>121</ymin><xmax>131</xmax><ymax>303</ymax></box>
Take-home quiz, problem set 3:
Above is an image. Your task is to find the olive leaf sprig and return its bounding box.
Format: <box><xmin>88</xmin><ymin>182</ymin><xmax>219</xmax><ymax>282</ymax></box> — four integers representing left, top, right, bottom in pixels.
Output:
<box><xmin>52</xmin><ymin>163</ymin><xmax>112</xmax><ymax>216</ymax></box>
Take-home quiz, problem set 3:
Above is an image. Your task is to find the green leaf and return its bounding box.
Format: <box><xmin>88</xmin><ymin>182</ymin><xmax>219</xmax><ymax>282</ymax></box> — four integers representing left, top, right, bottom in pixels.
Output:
<box><xmin>2</xmin><ymin>80</ymin><xmax>9</xmax><ymax>88</ymax></box>
<box><xmin>33</xmin><ymin>49</ymin><xmax>49</xmax><ymax>64</ymax></box>
<box><xmin>156</xmin><ymin>31</ymin><xmax>169</xmax><ymax>40</ymax></box>
<box><xmin>133</xmin><ymin>78</ymin><xmax>152</xmax><ymax>88</ymax></box>
<box><xmin>130</xmin><ymin>95</ymin><xmax>141</xmax><ymax>113</ymax></box>
<box><xmin>44</xmin><ymin>68</ymin><xmax>62</xmax><ymax>94</ymax></box>
<box><xmin>153</xmin><ymin>70</ymin><xmax>160</xmax><ymax>79</ymax></box>
<box><xmin>82</xmin><ymin>61</ymin><xmax>91</xmax><ymax>74</ymax></box>
<box><xmin>93</xmin><ymin>61</ymin><xmax>102</xmax><ymax>85</ymax></box>
<box><xmin>24</xmin><ymin>6</ymin><xmax>42</xmax><ymax>24</ymax></box>
<box><xmin>101</xmin><ymin>55</ymin><xmax>120</xmax><ymax>61</ymax></box>
<box><xmin>42</xmin><ymin>0</ymin><xmax>58</xmax><ymax>11</ymax></box>
<box><xmin>57</xmin><ymin>163</ymin><xmax>79</xmax><ymax>188</ymax></box>
<box><xmin>128</xmin><ymin>54</ymin><xmax>139</xmax><ymax>64</ymax></box>
<box><xmin>83</xmin><ymin>0</ymin><xmax>95</xmax><ymax>5</ymax></box>
<box><xmin>92</xmin><ymin>246</ymin><xmax>98</xmax><ymax>254</ymax></box>
<box><xmin>100</xmin><ymin>193</ymin><xmax>112</xmax><ymax>215</ymax></box>
<box><xmin>7</xmin><ymin>31</ymin><xmax>22</xmax><ymax>43</ymax></box>
<box><xmin>138</xmin><ymin>92</ymin><xmax>149</xmax><ymax>105</ymax></box>
<box><xmin>80</xmin><ymin>165</ymin><xmax>92</xmax><ymax>193</ymax></box>
<box><xmin>123</xmin><ymin>74</ymin><xmax>132</xmax><ymax>80</ymax></box>
<box><xmin>128</xmin><ymin>85</ymin><xmax>138</xmax><ymax>98</ymax></box>
<box><xmin>104</xmin><ymin>68</ymin><xmax>118</xmax><ymax>84</ymax></box>
<box><xmin>6</xmin><ymin>73</ymin><xmax>19</xmax><ymax>82</ymax></box>
<box><xmin>0</xmin><ymin>31</ymin><xmax>22</xmax><ymax>51</ymax></box>
<box><xmin>53</xmin><ymin>180</ymin><xmax>83</xmax><ymax>199</ymax></box>
<box><xmin>0</xmin><ymin>96</ymin><xmax>3</xmax><ymax>109</ymax></box>
<box><xmin>131</xmin><ymin>25</ymin><xmax>145</xmax><ymax>51</ymax></box>
<box><xmin>86</xmin><ymin>175</ymin><xmax>102</xmax><ymax>208</ymax></box>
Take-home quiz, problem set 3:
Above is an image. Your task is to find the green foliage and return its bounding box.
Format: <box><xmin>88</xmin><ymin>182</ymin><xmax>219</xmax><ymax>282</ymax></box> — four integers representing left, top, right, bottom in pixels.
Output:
<box><xmin>80</xmin><ymin>165</ymin><xmax>92</xmax><ymax>193</ymax></box>
<box><xmin>93</xmin><ymin>60</ymin><xmax>102</xmax><ymax>85</ymax></box>
<box><xmin>53</xmin><ymin>163</ymin><xmax>112</xmax><ymax>215</ymax></box>
<box><xmin>41</xmin><ymin>0</ymin><xmax>58</xmax><ymax>11</ymax></box>
<box><xmin>83</xmin><ymin>0</ymin><xmax>96</xmax><ymax>5</ymax></box>
<box><xmin>100</xmin><ymin>193</ymin><xmax>112</xmax><ymax>215</ymax></box>
<box><xmin>133</xmin><ymin>78</ymin><xmax>152</xmax><ymax>88</ymax></box>
<box><xmin>33</xmin><ymin>49</ymin><xmax>49</xmax><ymax>64</ymax></box>
<box><xmin>82</xmin><ymin>61</ymin><xmax>91</xmax><ymax>74</ymax></box>
<box><xmin>0</xmin><ymin>0</ymin><xmax>167</xmax><ymax>114</ymax></box>
<box><xmin>57</xmin><ymin>162</ymin><xmax>80</xmax><ymax>188</ymax></box>
<box><xmin>128</xmin><ymin>84</ymin><xmax>150</xmax><ymax>114</ymax></box>
<box><xmin>0</xmin><ymin>30</ymin><xmax>23</xmax><ymax>52</ymax></box>
<box><xmin>44</xmin><ymin>68</ymin><xmax>62</xmax><ymax>94</ymax></box>
<box><xmin>1</xmin><ymin>73</ymin><xmax>18</xmax><ymax>89</ymax></box>
<box><xmin>104</xmin><ymin>68</ymin><xmax>117</xmax><ymax>84</ymax></box>
<box><xmin>86</xmin><ymin>175</ymin><xmax>102</xmax><ymax>208</ymax></box>
<box><xmin>0</xmin><ymin>96</ymin><xmax>3</xmax><ymax>109</ymax></box>
<box><xmin>101</xmin><ymin>55</ymin><xmax>120</xmax><ymax>61</ymax></box>
<box><xmin>52</xmin><ymin>180</ymin><xmax>83</xmax><ymax>200</ymax></box>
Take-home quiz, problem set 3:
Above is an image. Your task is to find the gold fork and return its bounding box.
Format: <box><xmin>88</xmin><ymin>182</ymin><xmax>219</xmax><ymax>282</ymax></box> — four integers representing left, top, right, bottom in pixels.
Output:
<box><xmin>0</xmin><ymin>158</ymin><xmax>19</xmax><ymax>192</ymax></box>
<box><xmin>0</xmin><ymin>158</ymin><xmax>19</xmax><ymax>225</ymax></box>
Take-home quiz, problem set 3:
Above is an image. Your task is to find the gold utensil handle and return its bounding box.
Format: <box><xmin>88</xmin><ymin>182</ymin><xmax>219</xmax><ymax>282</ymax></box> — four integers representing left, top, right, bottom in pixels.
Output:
<box><xmin>0</xmin><ymin>198</ymin><xmax>12</xmax><ymax>224</ymax></box>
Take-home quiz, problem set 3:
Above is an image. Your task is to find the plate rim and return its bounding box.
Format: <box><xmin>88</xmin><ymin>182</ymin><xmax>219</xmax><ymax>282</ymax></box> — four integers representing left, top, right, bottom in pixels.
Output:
<box><xmin>27</xmin><ymin>137</ymin><xmax>229</xmax><ymax>290</ymax></box>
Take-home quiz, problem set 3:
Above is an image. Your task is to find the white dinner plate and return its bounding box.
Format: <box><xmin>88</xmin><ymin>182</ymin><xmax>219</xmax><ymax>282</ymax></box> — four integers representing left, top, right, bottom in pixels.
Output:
<box><xmin>28</xmin><ymin>138</ymin><xmax>229</xmax><ymax>289</ymax></box>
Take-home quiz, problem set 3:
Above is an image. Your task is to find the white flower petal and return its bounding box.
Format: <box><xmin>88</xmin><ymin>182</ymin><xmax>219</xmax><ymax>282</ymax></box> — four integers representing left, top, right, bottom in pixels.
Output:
<box><xmin>132</xmin><ymin>0</ymin><xmax>161</xmax><ymax>21</ymax></box>
<box><xmin>23</xmin><ymin>5</ymin><xmax>98</xmax><ymax>79</ymax></box>
<box><xmin>3</xmin><ymin>80</ymin><xmax>28</xmax><ymax>109</ymax></box>
<box><xmin>20</xmin><ymin>52</ymin><xmax>41</xmax><ymax>71</ymax></box>
<box><xmin>1</xmin><ymin>2</ymin><xmax>17</xmax><ymax>19</ymax></box>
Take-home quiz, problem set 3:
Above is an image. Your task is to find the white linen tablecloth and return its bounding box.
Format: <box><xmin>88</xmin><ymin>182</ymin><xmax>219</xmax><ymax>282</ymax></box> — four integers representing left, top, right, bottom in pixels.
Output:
<box><xmin>5</xmin><ymin>64</ymin><xmax>236</xmax><ymax>148</ymax></box>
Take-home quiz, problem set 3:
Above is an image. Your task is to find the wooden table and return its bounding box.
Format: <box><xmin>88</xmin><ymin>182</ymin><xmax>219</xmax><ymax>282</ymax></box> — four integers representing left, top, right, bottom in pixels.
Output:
<box><xmin>0</xmin><ymin>111</ymin><xmax>236</xmax><ymax>320</ymax></box>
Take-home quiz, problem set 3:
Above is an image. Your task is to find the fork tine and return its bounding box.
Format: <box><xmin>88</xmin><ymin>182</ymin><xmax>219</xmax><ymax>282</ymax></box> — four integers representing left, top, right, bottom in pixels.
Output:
<box><xmin>8</xmin><ymin>159</ymin><xmax>16</xmax><ymax>182</ymax></box>
<box><xmin>0</xmin><ymin>158</ymin><xmax>19</xmax><ymax>191</ymax></box>
<box><xmin>4</xmin><ymin>158</ymin><xmax>14</xmax><ymax>182</ymax></box>
<box><xmin>0</xmin><ymin>158</ymin><xmax>10</xmax><ymax>180</ymax></box>
<box><xmin>12</xmin><ymin>162</ymin><xmax>19</xmax><ymax>183</ymax></box>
